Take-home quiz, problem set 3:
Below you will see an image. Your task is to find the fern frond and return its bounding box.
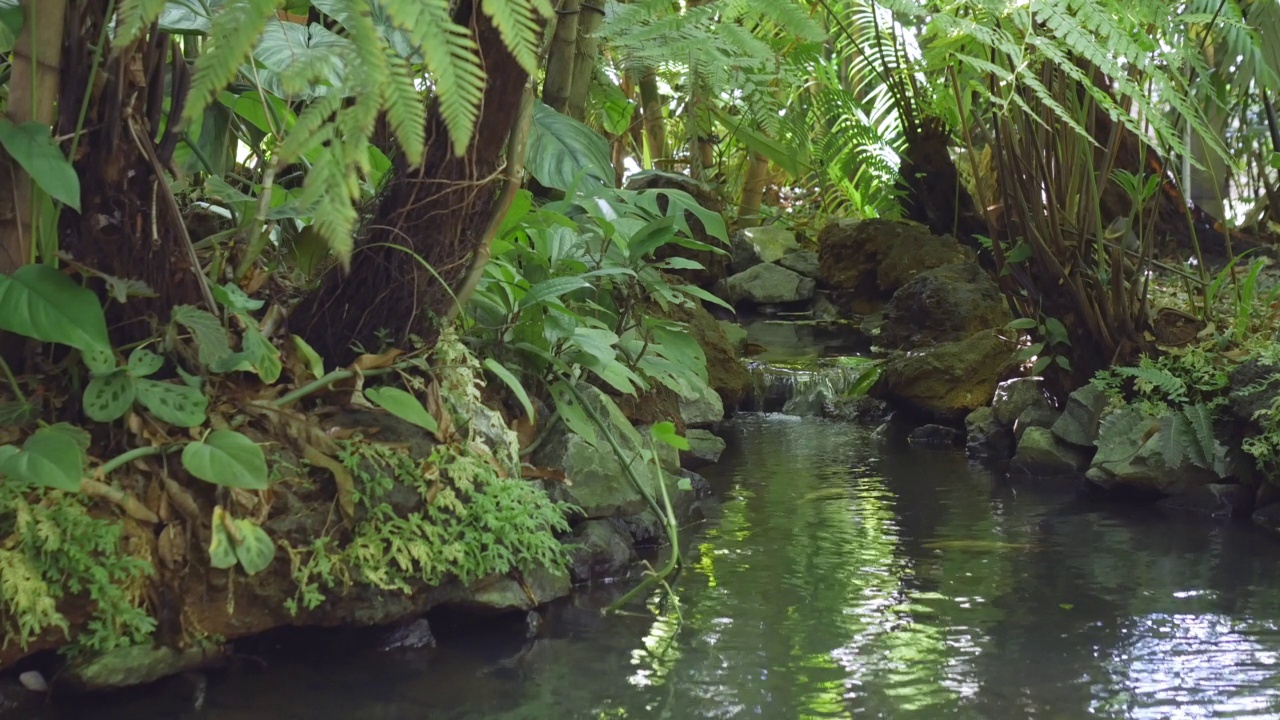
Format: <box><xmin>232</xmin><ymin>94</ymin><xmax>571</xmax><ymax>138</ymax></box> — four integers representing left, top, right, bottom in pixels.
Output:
<box><xmin>183</xmin><ymin>0</ymin><xmax>279</xmax><ymax>126</ymax></box>
<box><xmin>113</xmin><ymin>0</ymin><xmax>168</xmax><ymax>48</ymax></box>
<box><xmin>383</xmin><ymin>47</ymin><xmax>426</xmax><ymax>163</ymax></box>
<box><xmin>480</xmin><ymin>0</ymin><xmax>549</xmax><ymax>76</ymax></box>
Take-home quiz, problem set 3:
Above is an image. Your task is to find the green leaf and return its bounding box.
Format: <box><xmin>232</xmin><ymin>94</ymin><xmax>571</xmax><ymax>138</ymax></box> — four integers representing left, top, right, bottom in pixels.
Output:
<box><xmin>211</xmin><ymin>283</ymin><xmax>264</xmax><ymax>314</ymax></box>
<box><xmin>0</xmin><ymin>120</ymin><xmax>80</xmax><ymax>210</ymax></box>
<box><xmin>0</xmin><ymin>264</ymin><xmax>112</xmax><ymax>362</ymax></box>
<box><xmin>208</xmin><ymin>508</ymin><xmax>238</xmax><ymax>570</ymax></box>
<box><xmin>1007</xmin><ymin>317</ymin><xmax>1038</xmax><ymax>330</ymax></box>
<box><xmin>1055</xmin><ymin>355</ymin><xmax>1072</xmax><ymax>371</ymax></box>
<box><xmin>1271</xmin><ymin>152</ymin><xmax>1280</xmax><ymax>171</ymax></box>
<box><xmin>525</xmin><ymin>101</ymin><xmax>615</xmax><ymax>191</ymax></box>
<box><xmin>483</xmin><ymin>358</ymin><xmax>534</xmax><ymax>422</ymax></box>
<box><xmin>171</xmin><ymin>304</ymin><xmax>235</xmax><ymax>370</ymax></box>
<box><xmin>0</xmin><ymin>425</ymin><xmax>85</xmax><ymax>491</ymax></box>
<box><xmin>135</xmin><ymin>379</ymin><xmax>208</xmax><ymax>427</ymax></box>
<box><xmin>229</xmin><ymin>518</ymin><xmax>276</xmax><ymax>575</ymax></box>
<box><xmin>550</xmin><ymin>381</ymin><xmax>603</xmax><ymax>449</ymax></box>
<box><xmin>0</xmin><ymin>0</ymin><xmax>23</xmax><ymax>53</ymax></box>
<box><xmin>292</xmin><ymin>335</ymin><xmax>326</xmax><ymax>380</ymax></box>
<box><xmin>364</xmin><ymin>386</ymin><xmax>438</xmax><ymax>433</ymax></box>
<box><xmin>83</xmin><ymin>371</ymin><xmax>138</xmax><ymax>423</ymax></box>
<box><xmin>158</xmin><ymin>0</ymin><xmax>214</xmax><ymax>35</ymax></box>
<box><xmin>127</xmin><ymin>347</ymin><xmax>164</xmax><ymax>378</ymax></box>
<box><xmin>677</xmin><ymin>284</ymin><xmax>735</xmax><ymax>313</ymax></box>
<box><xmin>1043</xmin><ymin>317</ymin><xmax>1070</xmax><ymax>346</ymax></box>
<box><xmin>241</xmin><ymin>324</ymin><xmax>282</xmax><ymax>383</ymax></box>
<box><xmin>1031</xmin><ymin>355</ymin><xmax>1052</xmax><ymax>375</ymax></box>
<box><xmin>182</xmin><ymin>430</ymin><xmax>268</xmax><ymax>489</ymax></box>
<box><xmin>650</xmin><ymin>421</ymin><xmax>689</xmax><ymax>450</ymax></box>
<box><xmin>519</xmin><ymin>277</ymin><xmax>591</xmax><ymax>309</ymax></box>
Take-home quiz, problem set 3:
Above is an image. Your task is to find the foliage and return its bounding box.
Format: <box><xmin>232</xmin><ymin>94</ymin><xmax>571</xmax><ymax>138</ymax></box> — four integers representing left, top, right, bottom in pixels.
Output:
<box><xmin>1093</xmin><ymin>349</ymin><xmax>1229</xmax><ymax>416</ymax></box>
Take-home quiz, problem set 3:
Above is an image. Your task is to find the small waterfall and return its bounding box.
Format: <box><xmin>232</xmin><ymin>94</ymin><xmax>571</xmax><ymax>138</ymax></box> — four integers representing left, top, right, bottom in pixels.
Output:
<box><xmin>741</xmin><ymin>357</ymin><xmax>877</xmax><ymax>416</ymax></box>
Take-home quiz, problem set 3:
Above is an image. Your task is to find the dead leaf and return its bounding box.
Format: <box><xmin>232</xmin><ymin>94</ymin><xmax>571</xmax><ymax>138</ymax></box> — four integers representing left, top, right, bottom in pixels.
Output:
<box><xmin>303</xmin><ymin>444</ymin><xmax>356</xmax><ymax>521</ymax></box>
<box><xmin>425</xmin><ymin>380</ymin><xmax>453</xmax><ymax>441</ymax></box>
<box><xmin>521</xmin><ymin>465</ymin><xmax>567</xmax><ymax>482</ymax></box>
<box><xmin>157</xmin><ymin>524</ymin><xmax>187</xmax><ymax>570</ymax></box>
<box><xmin>512</xmin><ymin>414</ymin><xmax>537</xmax><ymax>451</ymax></box>
<box><xmin>350</xmin><ymin>349</ymin><xmax>403</xmax><ymax>372</ymax></box>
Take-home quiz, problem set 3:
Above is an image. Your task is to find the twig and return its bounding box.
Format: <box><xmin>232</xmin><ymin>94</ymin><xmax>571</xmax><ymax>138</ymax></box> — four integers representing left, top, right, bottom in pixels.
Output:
<box><xmin>81</xmin><ymin>477</ymin><xmax>159</xmax><ymax>523</ymax></box>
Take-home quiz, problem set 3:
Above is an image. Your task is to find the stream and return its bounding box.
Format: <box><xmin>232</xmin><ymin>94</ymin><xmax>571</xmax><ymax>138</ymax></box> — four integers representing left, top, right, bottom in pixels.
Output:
<box><xmin>44</xmin><ymin>410</ymin><xmax>1280</xmax><ymax>719</ymax></box>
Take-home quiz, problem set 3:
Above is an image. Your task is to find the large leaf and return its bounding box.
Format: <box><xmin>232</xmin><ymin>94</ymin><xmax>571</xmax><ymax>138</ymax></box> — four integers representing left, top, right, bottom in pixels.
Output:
<box><xmin>135</xmin><ymin>379</ymin><xmax>209</xmax><ymax>428</ymax></box>
<box><xmin>0</xmin><ymin>120</ymin><xmax>81</xmax><ymax>210</ymax></box>
<box><xmin>83</xmin><ymin>371</ymin><xmax>138</xmax><ymax>423</ymax></box>
<box><xmin>0</xmin><ymin>426</ymin><xmax>85</xmax><ymax>491</ymax></box>
<box><xmin>483</xmin><ymin>358</ymin><xmax>534</xmax><ymax>422</ymax></box>
<box><xmin>525</xmin><ymin>101</ymin><xmax>615</xmax><ymax>191</ymax></box>
<box><xmin>182</xmin><ymin>430</ymin><xmax>269</xmax><ymax>489</ymax></box>
<box><xmin>519</xmin><ymin>277</ymin><xmax>592</xmax><ymax>309</ymax></box>
<box><xmin>253</xmin><ymin>21</ymin><xmax>351</xmax><ymax>100</ymax></box>
<box><xmin>364</xmin><ymin>386</ymin><xmax>439</xmax><ymax>434</ymax></box>
<box><xmin>0</xmin><ymin>264</ymin><xmax>114</xmax><ymax>372</ymax></box>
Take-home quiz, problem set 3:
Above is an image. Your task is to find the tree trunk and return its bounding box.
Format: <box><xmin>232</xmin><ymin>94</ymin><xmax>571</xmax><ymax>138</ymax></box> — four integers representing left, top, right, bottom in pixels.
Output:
<box><xmin>291</xmin><ymin>0</ymin><xmax>538</xmax><ymax>364</ymax></box>
<box><xmin>637</xmin><ymin>66</ymin><xmax>667</xmax><ymax>169</ymax></box>
<box><xmin>564</xmin><ymin>0</ymin><xmax>604</xmax><ymax>120</ymax></box>
<box><xmin>737</xmin><ymin>152</ymin><xmax>769</xmax><ymax>226</ymax></box>
<box><xmin>541</xmin><ymin>0</ymin><xmax>581</xmax><ymax>113</ymax></box>
<box><xmin>0</xmin><ymin>0</ymin><xmax>68</xmax><ymax>272</ymax></box>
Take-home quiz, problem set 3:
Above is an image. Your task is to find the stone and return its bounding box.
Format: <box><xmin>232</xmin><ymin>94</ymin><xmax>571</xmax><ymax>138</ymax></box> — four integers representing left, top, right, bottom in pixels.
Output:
<box><xmin>64</xmin><ymin>644</ymin><xmax>225</xmax><ymax>691</ymax></box>
<box><xmin>991</xmin><ymin>377</ymin><xmax>1053</xmax><ymax>427</ymax></box>
<box><xmin>678</xmin><ymin>374</ymin><xmax>725</xmax><ymax>427</ymax></box>
<box><xmin>1013</xmin><ymin>403</ymin><xmax>1061</xmax><ymax>441</ymax></box>
<box><xmin>1010</xmin><ymin>426</ymin><xmax>1090</xmax><ymax>476</ymax></box>
<box><xmin>730</xmin><ymin>225</ymin><xmax>800</xmax><ymax>273</ymax></box>
<box><xmin>719</xmin><ymin>321</ymin><xmax>749</xmax><ymax>356</ymax></box>
<box><xmin>1254</xmin><ymin>502</ymin><xmax>1280</xmax><ymax>535</ymax></box>
<box><xmin>965</xmin><ymin>406</ymin><xmax>1015</xmax><ymax>460</ymax></box>
<box><xmin>909</xmin><ymin>424</ymin><xmax>963</xmax><ymax>447</ymax></box>
<box><xmin>869</xmin><ymin>328</ymin><xmax>1021</xmax><ymax>423</ymax></box>
<box><xmin>718</xmin><ymin>263</ymin><xmax>816</xmax><ymax>306</ymax></box>
<box><xmin>1158</xmin><ymin>483</ymin><xmax>1254</xmax><ymax>519</ymax></box>
<box><xmin>17</xmin><ymin>672</ymin><xmax>46</xmax><ymax>693</ymax></box>
<box><xmin>466</xmin><ymin>565</ymin><xmax>571</xmax><ymax>612</ymax></box>
<box><xmin>681</xmin><ymin>429</ymin><xmax>727</xmax><ymax>469</ymax></box>
<box><xmin>878</xmin><ymin>263</ymin><xmax>1012</xmax><ymax>349</ymax></box>
<box><xmin>534</xmin><ymin>383</ymin><xmax>668</xmax><ymax>519</ymax></box>
<box><xmin>1051</xmin><ymin>383</ymin><xmax>1111</xmax><ymax>449</ymax></box>
<box><xmin>817</xmin><ymin>218</ymin><xmax>974</xmax><ymax>315</ymax></box>
<box><xmin>822</xmin><ymin>395</ymin><xmax>892</xmax><ymax>424</ymax></box>
<box><xmin>778</xmin><ymin>250</ymin><xmax>820</xmax><ymax>279</ymax></box>
<box><xmin>380</xmin><ymin>619</ymin><xmax>437</xmax><ymax>651</ymax></box>
<box><xmin>567</xmin><ymin>520</ymin><xmax>637</xmax><ymax>584</ymax></box>
<box><xmin>811</xmin><ymin>294</ymin><xmax>843</xmax><ymax>322</ymax></box>
<box><xmin>614</xmin><ymin>470</ymin><xmax>709</xmax><ymax>545</ymax></box>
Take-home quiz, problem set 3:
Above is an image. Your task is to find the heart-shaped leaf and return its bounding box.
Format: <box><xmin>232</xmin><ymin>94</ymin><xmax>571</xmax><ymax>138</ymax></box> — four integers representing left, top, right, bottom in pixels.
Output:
<box><xmin>364</xmin><ymin>386</ymin><xmax>438</xmax><ymax>433</ymax></box>
<box><xmin>182</xmin><ymin>430</ymin><xmax>268</xmax><ymax>489</ymax></box>
<box><xmin>83</xmin><ymin>370</ymin><xmax>137</xmax><ymax>423</ymax></box>
<box><xmin>127</xmin><ymin>347</ymin><xmax>164</xmax><ymax>378</ymax></box>
<box><xmin>0</xmin><ymin>425</ymin><xmax>85</xmax><ymax>491</ymax></box>
<box><xmin>229</xmin><ymin>518</ymin><xmax>275</xmax><ymax>575</ymax></box>
<box><xmin>136</xmin><ymin>379</ymin><xmax>208</xmax><ymax>427</ymax></box>
<box><xmin>0</xmin><ymin>120</ymin><xmax>80</xmax><ymax>210</ymax></box>
<box><xmin>0</xmin><ymin>264</ymin><xmax>111</xmax><ymax>357</ymax></box>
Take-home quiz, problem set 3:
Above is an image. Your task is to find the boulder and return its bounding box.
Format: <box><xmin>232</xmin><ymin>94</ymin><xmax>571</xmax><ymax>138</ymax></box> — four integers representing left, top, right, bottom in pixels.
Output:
<box><xmin>534</xmin><ymin>384</ymin><xmax>669</xmax><ymax>519</ymax></box>
<box><xmin>869</xmin><ymin>329</ymin><xmax>1021</xmax><ymax>423</ymax></box>
<box><xmin>878</xmin><ymin>263</ymin><xmax>1012</xmax><ymax>349</ymax></box>
<box><xmin>822</xmin><ymin>395</ymin><xmax>892</xmax><ymax>424</ymax></box>
<box><xmin>1051</xmin><ymin>383</ymin><xmax>1111</xmax><ymax>449</ymax></box>
<box><xmin>778</xmin><ymin>250</ymin><xmax>820</xmax><ymax>279</ymax></box>
<box><xmin>811</xmin><ymin>294</ymin><xmax>843</xmax><ymax>322</ymax></box>
<box><xmin>909</xmin><ymin>424</ymin><xmax>963</xmax><ymax>447</ymax></box>
<box><xmin>991</xmin><ymin>377</ymin><xmax>1053</xmax><ymax>427</ymax></box>
<box><xmin>614</xmin><ymin>470</ymin><xmax>710</xmax><ymax>545</ymax></box>
<box><xmin>465</xmin><ymin>565</ymin><xmax>571</xmax><ymax>612</ymax></box>
<box><xmin>1014</xmin><ymin>403</ymin><xmax>1061</xmax><ymax>442</ymax></box>
<box><xmin>1085</xmin><ymin>406</ymin><xmax>1228</xmax><ymax>497</ymax></box>
<box><xmin>719</xmin><ymin>321</ymin><xmax>749</xmax><ymax>355</ymax></box>
<box><xmin>626</xmin><ymin>170</ymin><xmax>728</xmax><ymax>286</ymax></box>
<box><xmin>730</xmin><ymin>225</ymin><xmax>801</xmax><ymax>273</ymax></box>
<box><xmin>681</xmin><ymin>429</ymin><xmax>727</xmax><ymax>469</ymax></box>
<box><xmin>678</xmin><ymin>374</ymin><xmax>725</xmax><ymax>427</ymax></box>
<box><xmin>718</xmin><ymin>263</ymin><xmax>816</xmax><ymax>306</ymax></box>
<box><xmin>567</xmin><ymin>520</ymin><xmax>637</xmax><ymax>584</ymax></box>
<box><xmin>966</xmin><ymin>406</ymin><xmax>1015</xmax><ymax>460</ymax></box>
<box><xmin>380</xmin><ymin>618</ymin><xmax>437</xmax><ymax>650</ymax></box>
<box><xmin>1010</xmin><ymin>426</ymin><xmax>1090</xmax><ymax>476</ymax></box>
<box><xmin>817</xmin><ymin>218</ymin><xmax>974</xmax><ymax>315</ymax></box>
<box><xmin>63</xmin><ymin>644</ymin><xmax>225</xmax><ymax>692</ymax></box>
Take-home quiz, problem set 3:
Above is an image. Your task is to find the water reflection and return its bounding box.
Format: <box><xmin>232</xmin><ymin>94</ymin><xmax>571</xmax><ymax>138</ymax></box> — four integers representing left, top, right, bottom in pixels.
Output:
<box><xmin>43</xmin><ymin>414</ymin><xmax>1280</xmax><ymax>719</ymax></box>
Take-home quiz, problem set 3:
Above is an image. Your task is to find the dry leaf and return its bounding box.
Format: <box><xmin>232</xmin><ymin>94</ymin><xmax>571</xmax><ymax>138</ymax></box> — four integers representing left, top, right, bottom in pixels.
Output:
<box><xmin>350</xmin><ymin>349</ymin><xmax>403</xmax><ymax>372</ymax></box>
<box><xmin>303</xmin><ymin>444</ymin><xmax>356</xmax><ymax>521</ymax></box>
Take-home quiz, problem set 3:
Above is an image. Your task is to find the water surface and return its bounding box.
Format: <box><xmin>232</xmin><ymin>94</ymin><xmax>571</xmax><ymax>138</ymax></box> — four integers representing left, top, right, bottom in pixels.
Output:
<box><xmin>50</xmin><ymin>414</ymin><xmax>1280</xmax><ymax>719</ymax></box>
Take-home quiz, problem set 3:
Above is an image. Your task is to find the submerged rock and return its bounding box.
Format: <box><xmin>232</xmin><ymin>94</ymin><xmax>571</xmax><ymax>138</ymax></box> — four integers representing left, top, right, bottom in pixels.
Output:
<box><xmin>965</xmin><ymin>406</ymin><xmax>1015</xmax><ymax>460</ymax></box>
<box><xmin>811</xmin><ymin>294</ymin><xmax>843</xmax><ymax>322</ymax></box>
<box><xmin>380</xmin><ymin>618</ymin><xmax>437</xmax><ymax>651</ymax></box>
<box><xmin>718</xmin><ymin>263</ymin><xmax>816</xmax><ymax>306</ymax></box>
<box><xmin>908</xmin><ymin>424</ymin><xmax>963</xmax><ymax>447</ymax></box>
<box><xmin>1010</xmin><ymin>426</ymin><xmax>1089</xmax><ymax>476</ymax></box>
<box><xmin>64</xmin><ymin>644</ymin><xmax>225</xmax><ymax>692</ymax></box>
<box><xmin>817</xmin><ymin>218</ymin><xmax>973</xmax><ymax>315</ymax></box>
<box><xmin>681</xmin><ymin>429</ymin><xmax>727</xmax><ymax>469</ymax></box>
<box><xmin>823</xmin><ymin>395</ymin><xmax>892</xmax><ymax>424</ymax></box>
<box><xmin>869</xmin><ymin>329</ymin><xmax>1020</xmax><ymax>423</ymax></box>
<box><xmin>567</xmin><ymin>520</ymin><xmax>637</xmax><ymax>584</ymax></box>
<box><xmin>730</xmin><ymin>225</ymin><xmax>800</xmax><ymax>273</ymax></box>
<box><xmin>878</xmin><ymin>263</ymin><xmax>1012</xmax><ymax>349</ymax></box>
<box><xmin>1051</xmin><ymin>384</ymin><xmax>1110</xmax><ymax>449</ymax></box>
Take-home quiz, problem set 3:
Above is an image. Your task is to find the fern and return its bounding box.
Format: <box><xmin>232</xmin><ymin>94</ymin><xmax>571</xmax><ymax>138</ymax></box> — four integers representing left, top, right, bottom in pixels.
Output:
<box><xmin>182</xmin><ymin>0</ymin><xmax>278</xmax><ymax>128</ymax></box>
<box><xmin>1116</xmin><ymin>364</ymin><xmax>1189</xmax><ymax>406</ymax></box>
<box><xmin>1155</xmin><ymin>404</ymin><xmax>1228</xmax><ymax>477</ymax></box>
<box><xmin>481</xmin><ymin>0</ymin><xmax>553</xmax><ymax>76</ymax></box>
<box><xmin>113</xmin><ymin>0</ymin><xmax>169</xmax><ymax>48</ymax></box>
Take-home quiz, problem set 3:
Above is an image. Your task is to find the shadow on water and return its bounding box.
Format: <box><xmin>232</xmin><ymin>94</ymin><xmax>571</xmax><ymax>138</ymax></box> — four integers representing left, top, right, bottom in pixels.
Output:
<box><xmin>43</xmin><ymin>414</ymin><xmax>1280</xmax><ymax>719</ymax></box>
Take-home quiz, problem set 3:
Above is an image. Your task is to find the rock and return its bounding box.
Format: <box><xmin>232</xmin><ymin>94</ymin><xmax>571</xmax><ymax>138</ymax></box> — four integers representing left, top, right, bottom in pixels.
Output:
<box><xmin>613</xmin><ymin>470</ymin><xmax>709</xmax><ymax>545</ymax></box>
<box><xmin>466</xmin><ymin>565</ymin><xmax>571</xmax><ymax>612</ymax></box>
<box><xmin>811</xmin><ymin>294</ymin><xmax>843</xmax><ymax>322</ymax></box>
<box><xmin>1010</xmin><ymin>426</ymin><xmax>1090</xmax><ymax>476</ymax></box>
<box><xmin>909</xmin><ymin>424</ymin><xmax>963</xmax><ymax>447</ymax></box>
<box><xmin>626</xmin><ymin>170</ymin><xmax>728</xmax><ymax>286</ymax></box>
<box><xmin>991</xmin><ymin>377</ymin><xmax>1053</xmax><ymax>427</ymax></box>
<box><xmin>1014</xmin><ymin>403</ymin><xmax>1061</xmax><ymax>441</ymax></box>
<box><xmin>17</xmin><ymin>671</ymin><xmax>46</xmax><ymax>693</ymax></box>
<box><xmin>719</xmin><ymin>321</ymin><xmax>749</xmax><ymax>355</ymax></box>
<box><xmin>534</xmin><ymin>384</ymin><xmax>669</xmax><ymax>519</ymax></box>
<box><xmin>730</xmin><ymin>225</ymin><xmax>800</xmax><ymax>273</ymax></box>
<box><xmin>822</xmin><ymin>395</ymin><xmax>892</xmax><ymax>424</ymax></box>
<box><xmin>965</xmin><ymin>406</ymin><xmax>1015</xmax><ymax>460</ymax></box>
<box><xmin>64</xmin><ymin>644</ymin><xmax>225</xmax><ymax>691</ymax></box>
<box><xmin>878</xmin><ymin>263</ymin><xmax>1012</xmax><ymax>349</ymax></box>
<box><xmin>1254</xmin><ymin>502</ymin><xmax>1280</xmax><ymax>535</ymax></box>
<box><xmin>567</xmin><ymin>520</ymin><xmax>637</xmax><ymax>584</ymax></box>
<box><xmin>1159</xmin><ymin>483</ymin><xmax>1254</xmax><ymax>518</ymax></box>
<box><xmin>678</xmin><ymin>374</ymin><xmax>725</xmax><ymax>427</ymax></box>
<box><xmin>681</xmin><ymin>429</ymin><xmax>726</xmax><ymax>469</ymax></box>
<box><xmin>646</xmin><ymin>293</ymin><xmax>750</xmax><ymax>410</ymax></box>
<box><xmin>1051</xmin><ymin>384</ymin><xmax>1111</xmax><ymax>449</ymax></box>
<box><xmin>0</xmin><ymin>678</ymin><xmax>40</xmax><ymax>716</ymax></box>
<box><xmin>778</xmin><ymin>250</ymin><xmax>820</xmax><ymax>279</ymax></box>
<box><xmin>1085</xmin><ymin>406</ymin><xmax>1226</xmax><ymax>497</ymax></box>
<box><xmin>380</xmin><ymin>618</ymin><xmax>437</xmax><ymax>651</ymax></box>
<box><xmin>718</xmin><ymin>263</ymin><xmax>816</xmax><ymax>306</ymax></box>
<box><xmin>1228</xmin><ymin>355</ymin><xmax>1280</xmax><ymax>424</ymax></box>
<box><xmin>818</xmin><ymin>218</ymin><xmax>973</xmax><ymax>315</ymax></box>
<box><xmin>869</xmin><ymin>328</ymin><xmax>1021</xmax><ymax>423</ymax></box>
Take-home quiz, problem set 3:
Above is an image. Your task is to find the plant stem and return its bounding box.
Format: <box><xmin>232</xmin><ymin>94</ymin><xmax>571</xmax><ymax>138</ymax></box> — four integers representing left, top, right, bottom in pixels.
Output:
<box><xmin>272</xmin><ymin>366</ymin><xmax>395</xmax><ymax>408</ymax></box>
<box><xmin>96</xmin><ymin>443</ymin><xmax>182</xmax><ymax>477</ymax></box>
<box><xmin>0</xmin><ymin>354</ymin><xmax>27</xmax><ymax>404</ymax></box>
